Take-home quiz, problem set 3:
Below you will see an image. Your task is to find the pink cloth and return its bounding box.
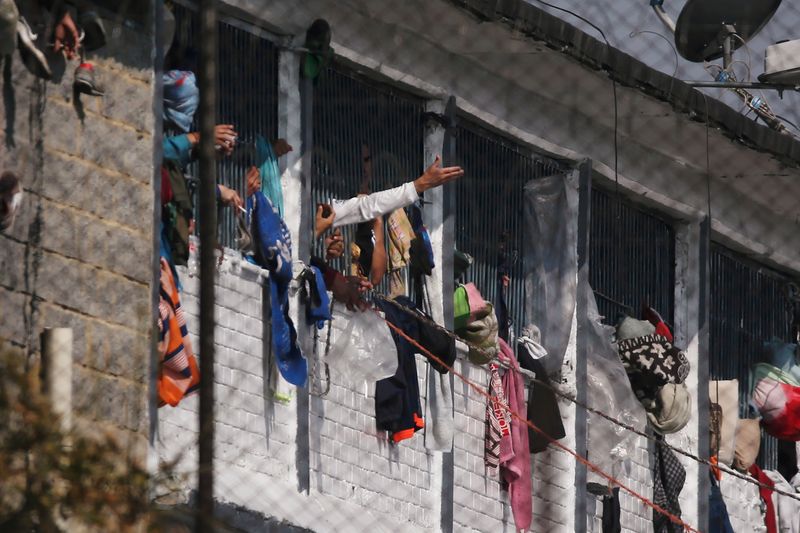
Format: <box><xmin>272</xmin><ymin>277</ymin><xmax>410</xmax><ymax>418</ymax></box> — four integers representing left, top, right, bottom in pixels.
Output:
<box><xmin>485</xmin><ymin>362</ymin><xmax>513</xmax><ymax>469</ymax></box>
<box><xmin>753</xmin><ymin>378</ymin><xmax>800</xmax><ymax>441</ymax></box>
<box><xmin>464</xmin><ymin>282</ymin><xmax>488</xmax><ymax>322</ymax></box>
<box><xmin>498</xmin><ymin>338</ymin><xmax>532</xmax><ymax>531</ymax></box>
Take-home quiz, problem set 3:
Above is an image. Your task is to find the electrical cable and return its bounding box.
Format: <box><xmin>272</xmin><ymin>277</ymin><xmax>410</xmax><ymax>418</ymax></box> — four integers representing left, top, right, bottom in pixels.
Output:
<box><xmin>378</xmin><ymin>311</ymin><xmax>701</xmax><ymax>532</ymax></box>
<box><xmin>370</xmin><ymin>293</ymin><xmax>800</xmax><ymax>502</ymax></box>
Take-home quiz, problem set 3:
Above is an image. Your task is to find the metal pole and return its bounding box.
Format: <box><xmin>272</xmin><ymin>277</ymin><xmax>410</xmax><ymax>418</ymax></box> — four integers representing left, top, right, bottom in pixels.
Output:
<box><xmin>197</xmin><ymin>0</ymin><xmax>217</xmax><ymax>531</ymax></box>
<box><xmin>40</xmin><ymin>328</ymin><xmax>73</xmax><ymax>433</ymax></box>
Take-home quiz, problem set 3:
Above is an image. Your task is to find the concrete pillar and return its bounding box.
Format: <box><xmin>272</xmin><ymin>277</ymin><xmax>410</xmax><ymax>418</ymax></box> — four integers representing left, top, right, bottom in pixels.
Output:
<box><xmin>40</xmin><ymin>327</ymin><xmax>73</xmax><ymax>433</ymax></box>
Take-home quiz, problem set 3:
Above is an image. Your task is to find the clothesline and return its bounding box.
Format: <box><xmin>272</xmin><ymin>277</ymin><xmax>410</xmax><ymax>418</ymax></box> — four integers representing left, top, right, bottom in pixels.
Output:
<box><xmin>371</xmin><ymin>293</ymin><xmax>800</xmax><ymax>504</ymax></box>
<box><xmin>378</xmin><ymin>311</ymin><xmax>700</xmax><ymax>533</ymax></box>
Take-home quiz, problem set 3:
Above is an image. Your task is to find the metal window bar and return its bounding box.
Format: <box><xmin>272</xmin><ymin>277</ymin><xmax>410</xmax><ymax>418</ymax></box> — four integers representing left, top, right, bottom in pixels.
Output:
<box><xmin>453</xmin><ymin>119</ymin><xmax>568</xmax><ymax>338</ymax></box>
<box><xmin>709</xmin><ymin>243</ymin><xmax>797</xmax><ymax>470</ymax></box>
<box><xmin>311</xmin><ymin>62</ymin><xmax>425</xmax><ymax>296</ymax></box>
<box><xmin>588</xmin><ymin>187</ymin><xmax>676</xmax><ymax>326</ymax></box>
<box><xmin>170</xmin><ymin>3</ymin><xmax>279</xmax><ymax>250</ymax></box>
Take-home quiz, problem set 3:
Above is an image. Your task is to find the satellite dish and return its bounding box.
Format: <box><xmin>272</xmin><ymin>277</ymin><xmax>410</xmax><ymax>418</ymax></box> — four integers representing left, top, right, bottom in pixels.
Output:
<box><xmin>674</xmin><ymin>0</ymin><xmax>782</xmax><ymax>62</ymax></box>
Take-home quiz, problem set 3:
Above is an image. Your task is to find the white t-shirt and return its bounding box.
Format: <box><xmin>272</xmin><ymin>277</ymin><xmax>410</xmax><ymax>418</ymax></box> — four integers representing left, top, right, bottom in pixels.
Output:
<box><xmin>331</xmin><ymin>182</ymin><xmax>419</xmax><ymax>228</ymax></box>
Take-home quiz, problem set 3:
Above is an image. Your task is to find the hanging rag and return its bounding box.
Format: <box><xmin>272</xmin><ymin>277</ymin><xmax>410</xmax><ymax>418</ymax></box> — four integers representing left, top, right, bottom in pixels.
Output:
<box><xmin>602</xmin><ymin>488</ymin><xmax>622</xmax><ymax>533</ymax></box>
<box><xmin>163</xmin><ymin>70</ymin><xmax>199</xmax><ymax>133</ymax></box>
<box><xmin>424</xmin><ymin>367</ymin><xmax>454</xmax><ymax>452</ymax></box>
<box><xmin>617</xmin><ymin>334</ymin><xmax>690</xmax><ymax>402</ymax></box>
<box><xmin>460</xmin><ymin>302</ymin><xmax>499</xmax><ymax>365</ymax></box>
<box><xmin>516</xmin><ymin>325</ymin><xmax>565</xmax><ymax>453</ymax></box>
<box><xmin>485</xmin><ymin>361</ymin><xmax>513</xmax><ymax>469</ymax></box>
<box><xmin>709</xmin><ymin>475</ymin><xmax>735</xmax><ymax>533</ymax></box>
<box><xmin>498</xmin><ymin>338</ymin><xmax>532</xmax><ymax>532</ymax></box>
<box><xmin>732</xmin><ymin>418</ymin><xmax>762</xmax><ymax>472</ymax></box>
<box><xmin>256</xmin><ymin>135</ymin><xmax>284</xmax><ymax>217</ymax></box>
<box><xmin>386</xmin><ymin>206</ymin><xmax>413</xmax><ymax>269</ymax></box>
<box><xmin>375</xmin><ymin>296</ymin><xmax>425</xmax><ymax>443</ymax></box>
<box><xmin>408</xmin><ymin>201</ymin><xmax>434</xmax><ymax>279</ymax></box>
<box><xmin>645</xmin><ymin>383</ymin><xmax>691</xmax><ymax>435</ymax></box>
<box><xmin>523</xmin><ymin>173</ymin><xmax>578</xmax><ymax>375</ymax></box>
<box><xmin>652</xmin><ymin>435</ymin><xmax>685</xmax><ymax>533</ymax></box>
<box><xmin>764</xmin><ymin>469</ymin><xmax>800</xmax><ymax>533</ymax></box>
<box><xmin>616</xmin><ymin>315</ymin><xmax>656</xmax><ymax>341</ymax></box>
<box><xmin>749</xmin><ymin>464</ymin><xmax>778</xmax><ymax>533</ymax></box>
<box><xmin>753</xmin><ymin>377</ymin><xmax>800</xmax><ymax>441</ymax></box>
<box><xmin>157</xmin><ymin>258</ymin><xmax>200</xmax><ymax>407</ymax></box>
<box><xmin>248</xmin><ymin>191</ymin><xmax>306</xmax><ymax>387</ymax></box>
<box><xmin>707</xmin><ymin>380</ymin><xmax>740</xmax><ymax>465</ymax></box>
<box><xmin>304</xmin><ymin>266</ymin><xmax>331</xmax><ymax>330</ymax></box>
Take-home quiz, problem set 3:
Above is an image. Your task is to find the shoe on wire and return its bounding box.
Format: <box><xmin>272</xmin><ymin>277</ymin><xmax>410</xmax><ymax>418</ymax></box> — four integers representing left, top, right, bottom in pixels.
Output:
<box><xmin>74</xmin><ymin>62</ymin><xmax>104</xmax><ymax>96</ymax></box>
<box><xmin>17</xmin><ymin>16</ymin><xmax>51</xmax><ymax>80</ymax></box>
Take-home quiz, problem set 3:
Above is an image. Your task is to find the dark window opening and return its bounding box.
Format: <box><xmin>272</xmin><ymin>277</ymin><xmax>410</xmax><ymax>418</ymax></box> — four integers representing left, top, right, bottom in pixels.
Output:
<box><xmin>588</xmin><ymin>188</ymin><xmax>676</xmax><ymax>326</ymax></box>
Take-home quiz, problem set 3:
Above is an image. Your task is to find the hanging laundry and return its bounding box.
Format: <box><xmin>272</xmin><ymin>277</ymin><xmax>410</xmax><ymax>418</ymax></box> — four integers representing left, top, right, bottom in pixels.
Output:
<box><xmin>301</xmin><ymin>266</ymin><xmax>331</xmax><ymax>330</ymax></box>
<box><xmin>642</xmin><ymin>305</ymin><xmax>674</xmax><ymax>343</ymax></box>
<box><xmin>764</xmin><ymin>340</ymin><xmax>800</xmax><ymax>384</ymax></box>
<box><xmin>617</xmin><ymin>334</ymin><xmax>690</xmax><ymax>401</ymax></box>
<box><xmin>157</xmin><ymin>258</ymin><xmax>200</xmax><ymax>407</ymax></box>
<box><xmin>161</xmin><ymin>160</ymin><xmax>194</xmax><ymax>267</ymax></box>
<box><xmin>495</xmin><ymin>234</ymin><xmax>512</xmax><ymax>342</ymax></box>
<box><xmin>616</xmin><ymin>316</ymin><xmax>655</xmax><ymax>341</ymax></box>
<box><xmin>644</xmin><ymin>383</ymin><xmax>691</xmax><ymax>434</ymax></box>
<box><xmin>652</xmin><ymin>435</ymin><xmax>685</xmax><ymax>533</ymax></box>
<box><xmin>497</xmin><ymin>338</ymin><xmax>532</xmax><ymax>532</ymax></box>
<box><xmin>424</xmin><ymin>366</ymin><xmax>454</xmax><ymax>452</ymax></box>
<box><xmin>708</xmin><ymin>380</ymin><xmax>740</xmax><ymax>466</ymax></box>
<box><xmin>485</xmin><ymin>361</ymin><xmax>512</xmax><ymax>470</ymax></box>
<box><xmin>516</xmin><ymin>324</ymin><xmax>566</xmax><ymax>453</ymax></box>
<box><xmin>749</xmin><ymin>464</ymin><xmax>778</xmax><ymax>533</ymax></box>
<box><xmin>453</xmin><ymin>283</ymin><xmax>499</xmax><ymax>365</ymax></box>
<box><xmin>753</xmin><ymin>376</ymin><xmax>800</xmax><ymax>441</ymax></box>
<box><xmin>408</xmin><ymin>201</ymin><xmax>434</xmax><ymax>279</ymax></box>
<box><xmin>709</xmin><ymin>476</ymin><xmax>735</xmax><ymax>533</ymax></box>
<box><xmin>763</xmin><ymin>470</ymin><xmax>800</xmax><ymax>533</ymax></box>
<box><xmin>602</xmin><ymin>487</ymin><xmax>622</xmax><ymax>533</ymax></box>
<box><xmin>255</xmin><ymin>135</ymin><xmax>285</xmax><ymax>217</ymax></box>
<box><xmin>351</xmin><ymin>221</ymin><xmax>375</xmax><ymax>278</ymax></box>
<box><xmin>386</xmin><ymin>207</ymin><xmax>413</xmax><ymax>295</ymax></box>
<box><xmin>249</xmin><ymin>190</ymin><xmax>306</xmax><ymax>387</ymax></box>
<box><xmin>375</xmin><ymin>296</ymin><xmax>426</xmax><ymax>444</ymax></box>
<box><xmin>732</xmin><ymin>418</ymin><xmax>762</xmax><ymax>472</ymax></box>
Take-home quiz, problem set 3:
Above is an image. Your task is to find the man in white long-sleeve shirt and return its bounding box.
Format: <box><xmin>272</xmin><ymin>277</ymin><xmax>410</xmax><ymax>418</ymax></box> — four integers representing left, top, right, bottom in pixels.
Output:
<box><xmin>314</xmin><ymin>155</ymin><xmax>463</xmax><ymax>237</ymax></box>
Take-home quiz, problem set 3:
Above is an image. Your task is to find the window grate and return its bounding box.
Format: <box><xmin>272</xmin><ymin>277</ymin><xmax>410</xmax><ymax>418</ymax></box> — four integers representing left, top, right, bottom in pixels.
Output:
<box><xmin>588</xmin><ymin>188</ymin><xmax>676</xmax><ymax>325</ymax></box>
<box><xmin>169</xmin><ymin>3</ymin><xmax>279</xmax><ymax>249</ymax></box>
<box><xmin>709</xmin><ymin>243</ymin><xmax>796</xmax><ymax>470</ymax></box>
<box><xmin>453</xmin><ymin>119</ymin><xmax>567</xmax><ymax>337</ymax></box>
<box><xmin>311</xmin><ymin>63</ymin><xmax>425</xmax><ymax>293</ymax></box>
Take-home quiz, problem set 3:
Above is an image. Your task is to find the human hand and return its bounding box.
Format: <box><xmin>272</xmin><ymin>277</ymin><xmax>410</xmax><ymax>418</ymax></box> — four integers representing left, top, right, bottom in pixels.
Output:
<box><xmin>217</xmin><ymin>184</ymin><xmax>243</xmax><ymax>210</ymax></box>
<box><xmin>245</xmin><ymin>166</ymin><xmax>261</xmax><ymax>197</ymax></box>
<box><xmin>53</xmin><ymin>12</ymin><xmax>81</xmax><ymax>60</ymax></box>
<box><xmin>315</xmin><ymin>203</ymin><xmax>335</xmax><ymax>237</ymax></box>
<box><xmin>272</xmin><ymin>139</ymin><xmax>293</xmax><ymax>158</ymax></box>
<box><xmin>214</xmin><ymin>124</ymin><xmax>237</xmax><ymax>156</ymax></box>
<box><xmin>331</xmin><ymin>274</ymin><xmax>373</xmax><ymax>311</ymax></box>
<box><xmin>413</xmin><ymin>155</ymin><xmax>464</xmax><ymax>194</ymax></box>
<box><xmin>325</xmin><ymin>229</ymin><xmax>344</xmax><ymax>260</ymax></box>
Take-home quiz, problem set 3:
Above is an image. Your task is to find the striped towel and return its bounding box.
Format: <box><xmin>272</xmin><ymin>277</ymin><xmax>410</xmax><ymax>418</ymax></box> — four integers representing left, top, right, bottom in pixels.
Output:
<box><xmin>157</xmin><ymin>258</ymin><xmax>200</xmax><ymax>407</ymax></box>
<box><xmin>485</xmin><ymin>362</ymin><xmax>512</xmax><ymax>469</ymax></box>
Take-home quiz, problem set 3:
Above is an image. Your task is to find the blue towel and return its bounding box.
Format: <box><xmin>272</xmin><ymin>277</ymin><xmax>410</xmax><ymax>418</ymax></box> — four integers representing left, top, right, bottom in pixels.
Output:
<box><xmin>305</xmin><ymin>266</ymin><xmax>331</xmax><ymax>329</ymax></box>
<box><xmin>256</xmin><ymin>136</ymin><xmax>285</xmax><ymax>217</ymax></box>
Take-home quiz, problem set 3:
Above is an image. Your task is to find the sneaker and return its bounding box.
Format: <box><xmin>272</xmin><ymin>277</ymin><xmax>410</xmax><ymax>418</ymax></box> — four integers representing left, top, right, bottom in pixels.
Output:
<box><xmin>17</xmin><ymin>17</ymin><xmax>51</xmax><ymax>80</ymax></box>
<box><xmin>78</xmin><ymin>10</ymin><xmax>106</xmax><ymax>52</ymax></box>
<box><xmin>74</xmin><ymin>62</ymin><xmax>104</xmax><ymax>96</ymax></box>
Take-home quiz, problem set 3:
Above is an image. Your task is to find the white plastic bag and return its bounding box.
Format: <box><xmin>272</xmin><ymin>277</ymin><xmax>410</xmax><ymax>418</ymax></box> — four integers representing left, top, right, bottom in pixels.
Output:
<box><xmin>326</xmin><ymin>308</ymin><xmax>398</xmax><ymax>386</ymax></box>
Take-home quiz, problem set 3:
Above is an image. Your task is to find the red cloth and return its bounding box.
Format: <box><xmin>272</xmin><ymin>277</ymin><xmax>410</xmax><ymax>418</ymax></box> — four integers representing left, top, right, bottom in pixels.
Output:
<box><xmin>749</xmin><ymin>464</ymin><xmax>777</xmax><ymax>533</ymax></box>
<box><xmin>753</xmin><ymin>378</ymin><xmax>800</xmax><ymax>440</ymax></box>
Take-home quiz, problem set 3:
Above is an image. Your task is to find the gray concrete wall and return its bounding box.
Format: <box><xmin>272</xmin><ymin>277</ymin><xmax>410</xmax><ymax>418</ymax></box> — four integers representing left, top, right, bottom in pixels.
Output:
<box><xmin>0</xmin><ymin>5</ymin><xmax>157</xmax><ymax>460</ymax></box>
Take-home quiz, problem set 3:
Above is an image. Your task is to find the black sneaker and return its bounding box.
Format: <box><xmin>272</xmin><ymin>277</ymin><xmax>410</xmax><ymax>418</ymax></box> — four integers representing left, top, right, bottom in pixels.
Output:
<box><xmin>74</xmin><ymin>62</ymin><xmax>104</xmax><ymax>96</ymax></box>
<box><xmin>17</xmin><ymin>17</ymin><xmax>51</xmax><ymax>80</ymax></box>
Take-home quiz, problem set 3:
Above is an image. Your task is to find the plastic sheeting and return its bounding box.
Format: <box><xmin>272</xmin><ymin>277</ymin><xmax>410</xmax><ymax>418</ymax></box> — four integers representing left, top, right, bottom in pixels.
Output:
<box><xmin>523</xmin><ymin>173</ymin><xmax>578</xmax><ymax>376</ymax></box>
<box><xmin>326</xmin><ymin>308</ymin><xmax>399</xmax><ymax>387</ymax></box>
<box><xmin>580</xmin><ymin>265</ymin><xmax>647</xmax><ymax>478</ymax></box>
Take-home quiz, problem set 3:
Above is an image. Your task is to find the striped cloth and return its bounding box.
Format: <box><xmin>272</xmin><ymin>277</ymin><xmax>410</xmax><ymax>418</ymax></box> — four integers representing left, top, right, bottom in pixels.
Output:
<box><xmin>157</xmin><ymin>258</ymin><xmax>200</xmax><ymax>407</ymax></box>
<box><xmin>485</xmin><ymin>362</ymin><xmax>512</xmax><ymax>469</ymax></box>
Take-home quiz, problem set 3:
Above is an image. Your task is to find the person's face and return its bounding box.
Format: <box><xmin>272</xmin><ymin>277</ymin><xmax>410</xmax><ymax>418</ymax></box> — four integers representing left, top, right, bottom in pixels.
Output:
<box><xmin>1</xmin><ymin>183</ymin><xmax>21</xmax><ymax>231</ymax></box>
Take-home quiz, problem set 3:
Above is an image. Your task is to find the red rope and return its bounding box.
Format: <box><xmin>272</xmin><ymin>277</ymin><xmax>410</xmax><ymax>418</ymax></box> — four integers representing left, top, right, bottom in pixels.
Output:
<box><xmin>379</xmin><ymin>313</ymin><xmax>700</xmax><ymax>533</ymax></box>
